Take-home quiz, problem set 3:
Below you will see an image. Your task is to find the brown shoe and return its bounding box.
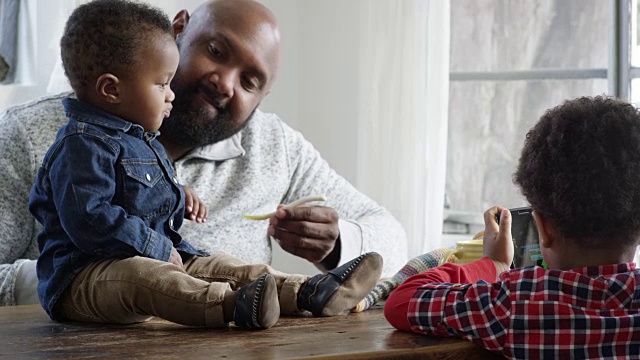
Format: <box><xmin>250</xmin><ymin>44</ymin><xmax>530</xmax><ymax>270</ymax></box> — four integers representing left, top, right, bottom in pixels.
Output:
<box><xmin>297</xmin><ymin>252</ymin><xmax>383</xmax><ymax>316</ymax></box>
<box><xmin>234</xmin><ymin>274</ymin><xmax>280</xmax><ymax>329</ymax></box>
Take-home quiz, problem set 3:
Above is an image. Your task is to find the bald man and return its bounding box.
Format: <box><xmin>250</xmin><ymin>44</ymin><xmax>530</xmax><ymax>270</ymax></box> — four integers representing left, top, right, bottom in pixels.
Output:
<box><xmin>0</xmin><ymin>0</ymin><xmax>408</xmax><ymax>307</ymax></box>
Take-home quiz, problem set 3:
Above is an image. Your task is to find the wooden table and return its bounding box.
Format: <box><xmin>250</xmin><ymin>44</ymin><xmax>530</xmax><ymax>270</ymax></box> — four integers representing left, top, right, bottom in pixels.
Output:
<box><xmin>1</xmin><ymin>304</ymin><xmax>503</xmax><ymax>359</ymax></box>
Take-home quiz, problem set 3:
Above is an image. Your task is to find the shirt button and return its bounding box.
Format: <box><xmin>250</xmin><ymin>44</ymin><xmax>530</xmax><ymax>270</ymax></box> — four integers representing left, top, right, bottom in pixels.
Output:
<box><xmin>145</xmin><ymin>173</ymin><xmax>151</xmax><ymax>181</ymax></box>
<box><xmin>169</xmin><ymin>218</ymin><xmax>174</xmax><ymax>229</ymax></box>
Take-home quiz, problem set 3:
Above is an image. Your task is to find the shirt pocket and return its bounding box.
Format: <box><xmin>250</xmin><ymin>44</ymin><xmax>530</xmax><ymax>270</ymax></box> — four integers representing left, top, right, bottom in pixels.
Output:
<box><xmin>120</xmin><ymin>159</ymin><xmax>172</xmax><ymax>221</ymax></box>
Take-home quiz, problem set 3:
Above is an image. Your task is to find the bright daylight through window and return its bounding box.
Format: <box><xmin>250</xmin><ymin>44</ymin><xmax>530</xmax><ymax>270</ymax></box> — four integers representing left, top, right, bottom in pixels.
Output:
<box><xmin>444</xmin><ymin>0</ymin><xmax>635</xmax><ymax>243</ymax></box>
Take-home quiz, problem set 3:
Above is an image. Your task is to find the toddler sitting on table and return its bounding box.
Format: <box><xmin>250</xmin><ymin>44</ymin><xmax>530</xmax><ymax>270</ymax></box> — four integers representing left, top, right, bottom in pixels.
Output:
<box><xmin>384</xmin><ymin>96</ymin><xmax>640</xmax><ymax>359</ymax></box>
<box><xmin>29</xmin><ymin>0</ymin><xmax>382</xmax><ymax>331</ymax></box>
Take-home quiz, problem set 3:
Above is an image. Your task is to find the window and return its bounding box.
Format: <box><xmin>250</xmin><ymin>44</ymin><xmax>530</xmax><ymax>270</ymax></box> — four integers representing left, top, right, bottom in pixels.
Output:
<box><xmin>446</xmin><ymin>0</ymin><xmax>631</xmax><ymax>223</ymax></box>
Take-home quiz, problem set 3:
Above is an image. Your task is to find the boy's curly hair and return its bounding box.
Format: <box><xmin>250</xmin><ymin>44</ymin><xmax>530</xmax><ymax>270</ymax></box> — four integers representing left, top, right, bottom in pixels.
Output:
<box><xmin>514</xmin><ymin>96</ymin><xmax>640</xmax><ymax>249</ymax></box>
<box><xmin>60</xmin><ymin>0</ymin><xmax>173</xmax><ymax>92</ymax></box>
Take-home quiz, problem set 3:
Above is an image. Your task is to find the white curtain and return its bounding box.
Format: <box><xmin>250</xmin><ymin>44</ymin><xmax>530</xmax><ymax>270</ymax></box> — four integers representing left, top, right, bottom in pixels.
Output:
<box><xmin>0</xmin><ymin>0</ymin><xmax>35</xmax><ymax>86</ymax></box>
<box><xmin>355</xmin><ymin>0</ymin><xmax>450</xmax><ymax>255</ymax></box>
<box><xmin>0</xmin><ymin>0</ymin><xmax>20</xmax><ymax>83</ymax></box>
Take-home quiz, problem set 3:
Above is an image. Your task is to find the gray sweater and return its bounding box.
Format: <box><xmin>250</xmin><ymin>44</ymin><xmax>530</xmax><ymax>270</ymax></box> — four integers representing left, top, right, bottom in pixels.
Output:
<box><xmin>0</xmin><ymin>93</ymin><xmax>408</xmax><ymax>306</ymax></box>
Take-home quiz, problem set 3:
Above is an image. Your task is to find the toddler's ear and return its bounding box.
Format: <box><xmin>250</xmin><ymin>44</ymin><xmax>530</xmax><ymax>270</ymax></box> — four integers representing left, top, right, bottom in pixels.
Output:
<box><xmin>95</xmin><ymin>73</ymin><xmax>121</xmax><ymax>104</ymax></box>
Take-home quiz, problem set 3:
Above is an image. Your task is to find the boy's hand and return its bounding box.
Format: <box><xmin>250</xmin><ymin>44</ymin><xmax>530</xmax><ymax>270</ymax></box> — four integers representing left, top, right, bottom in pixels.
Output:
<box><xmin>482</xmin><ymin>206</ymin><xmax>514</xmax><ymax>275</ymax></box>
<box><xmin>169</xmin><ymin>247</ymin><xmax>183</xmax><ymax>268</ymax></box>
<box><xmin>183</xmin><ymin>186</ymin><xmax>208</xmax><ymax>223</ymax></box>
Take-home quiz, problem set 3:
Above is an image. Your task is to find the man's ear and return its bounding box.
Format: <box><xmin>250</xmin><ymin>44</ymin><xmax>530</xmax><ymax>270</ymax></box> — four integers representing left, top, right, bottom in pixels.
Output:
<box><xmin>172</xmin><ymin>10</ymin><xmax>190</xmax><ymax>40</ymax></box>
<box><xmin>532</xmin><ymin>211</ymin><xmax>554</xmax><ymax>249</ymax></box>
<box><xmin>95</xmin><ymin>73</ymin><xmax>121</xmax><ymax>104</ymax></box>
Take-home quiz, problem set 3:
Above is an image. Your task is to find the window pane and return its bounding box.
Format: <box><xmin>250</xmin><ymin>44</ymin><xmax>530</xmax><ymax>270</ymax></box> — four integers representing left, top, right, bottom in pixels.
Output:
<box><xmin>630</xmin><ymin>78</ymin><xmax>640</xmax><ymax>104</ymax></box>
<box><xmin>447</xmin><ymin>79</ymin><xmax>608</xmax><ymax>213</ymax></box>
<box><xmin>632</xmin><ymin>0</ymin><xmax>640</xmax><ymax>67</ymax></box>
<box><xmin>450</xmin><ymin>0</ymin><xmax>608</xmax><ymax>72</ymax></box>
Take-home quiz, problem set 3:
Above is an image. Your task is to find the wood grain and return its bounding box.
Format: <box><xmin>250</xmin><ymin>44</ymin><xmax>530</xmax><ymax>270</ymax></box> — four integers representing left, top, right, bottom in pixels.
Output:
<box><xmin>0</xmin><ymin>304</ymin><xmax>503</xmax><ymax>359</ymax></box>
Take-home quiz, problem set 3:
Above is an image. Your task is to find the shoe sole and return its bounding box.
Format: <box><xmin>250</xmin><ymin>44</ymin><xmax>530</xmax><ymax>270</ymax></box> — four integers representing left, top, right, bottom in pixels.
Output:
<box><xmin>320</xmin><ymin>252</ymin><xmax>383</xmax><ymax>316</ymax></box>
<box><xmin>256</xmin><ymin>274</ymin><xmax>280</xmax><ymax>329</ymax></box>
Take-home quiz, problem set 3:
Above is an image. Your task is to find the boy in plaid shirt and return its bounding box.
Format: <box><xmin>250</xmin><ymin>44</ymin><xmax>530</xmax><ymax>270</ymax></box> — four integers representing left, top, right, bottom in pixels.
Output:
<box><xmin>385</xmin><ymin>96</ymin><xmax>640</xmax><ymax>359</ymax></box>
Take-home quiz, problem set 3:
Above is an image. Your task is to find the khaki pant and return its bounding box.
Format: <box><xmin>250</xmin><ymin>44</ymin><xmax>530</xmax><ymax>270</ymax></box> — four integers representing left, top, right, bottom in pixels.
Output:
<box><xmin>56</xmin><ymin>253</ymin><xmax>309</xmax><ymax>328</ymax></box>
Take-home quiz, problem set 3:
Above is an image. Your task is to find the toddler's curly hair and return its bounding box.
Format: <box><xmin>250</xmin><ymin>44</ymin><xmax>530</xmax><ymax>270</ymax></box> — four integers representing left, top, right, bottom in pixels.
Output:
<box><xmin>61</xmin><ymin>0</ymin><xmax>173</xmax><ymax>92</ymax></box>
<box><xmin>514</xmin><ymin>96</ymin><xmax>640</xmax><ymax>249</ymax></box>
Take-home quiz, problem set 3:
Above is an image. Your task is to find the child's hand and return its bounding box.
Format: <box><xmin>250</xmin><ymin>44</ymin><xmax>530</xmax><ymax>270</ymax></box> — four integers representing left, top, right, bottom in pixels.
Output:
<box><xmin>169</xmin><ymin>246</ymin><xmax>183</xmax><ymax>268</ymax></box>
<box><xmin>482</xmin><ymin>206</ymin><xmax>514</xmax><ymax>276</ymax></box>
<box><xmin>183</xmin><ymin>186</ymin><xmax>208</xmax><ymax>223</ymax></box>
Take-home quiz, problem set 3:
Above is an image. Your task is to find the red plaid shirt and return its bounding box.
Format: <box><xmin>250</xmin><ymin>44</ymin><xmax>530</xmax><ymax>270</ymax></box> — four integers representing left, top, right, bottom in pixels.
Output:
<box><xmin>407</xmin><ymin>258</ymin><xmax>640</xmax><ymax>359</ymax></box>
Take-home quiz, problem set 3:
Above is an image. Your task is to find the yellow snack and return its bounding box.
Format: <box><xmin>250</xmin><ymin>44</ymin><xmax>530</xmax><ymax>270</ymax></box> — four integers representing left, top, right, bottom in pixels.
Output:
<box><xmin>242</xmin><ymin>195</ymin><xmax>327</xmax><ymax>220</ymax></box>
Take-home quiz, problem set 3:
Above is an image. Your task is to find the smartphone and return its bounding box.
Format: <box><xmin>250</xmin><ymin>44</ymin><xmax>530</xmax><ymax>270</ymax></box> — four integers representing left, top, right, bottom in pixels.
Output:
<box><xmin>502</xmin><ymin>207</ymin><xmax>543</xmax><ymax>268</ymax></box>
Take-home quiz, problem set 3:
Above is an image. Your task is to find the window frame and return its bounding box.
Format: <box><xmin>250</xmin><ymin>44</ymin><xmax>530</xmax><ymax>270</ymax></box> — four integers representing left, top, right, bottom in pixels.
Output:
<box><xmin>449</xmin><ymin>0</ymin><xmax>632</xmax><ymax>100</ymax></box>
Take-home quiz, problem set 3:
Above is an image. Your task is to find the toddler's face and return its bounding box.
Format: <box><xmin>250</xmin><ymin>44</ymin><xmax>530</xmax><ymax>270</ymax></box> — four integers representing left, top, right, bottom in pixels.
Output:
<box><xmin>118</xmin><ymin>34</ymin><xmax>180</xmax><ymax>132</ymax></box>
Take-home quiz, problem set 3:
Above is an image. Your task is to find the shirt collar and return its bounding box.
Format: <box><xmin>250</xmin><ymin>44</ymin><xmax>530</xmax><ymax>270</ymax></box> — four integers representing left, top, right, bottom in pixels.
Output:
<box><xmin>571</xmin><ymin>263</ymin><xmax>637</xmax><ymax>277</ymax></box>
<box><xmin>177</xmin><ymin>109</ymin><xmax>267</xmax><ymax>162</ymax></box>
<box><xmin>62</xmin><ymin>98</ymin><xmax>157</xmax><ymax>140</ymax></box>
<box><xmin>181</xmin><ymin>130</ymin><xmax>245</xmax><ymax>162</ymax></box>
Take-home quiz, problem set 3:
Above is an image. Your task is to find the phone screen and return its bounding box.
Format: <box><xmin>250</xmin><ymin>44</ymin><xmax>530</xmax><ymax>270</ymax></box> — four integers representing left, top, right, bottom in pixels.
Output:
<box><xmin>507</xmin><ymin>207</ymin><xmax>543</xmax><ymax>268</ymax></box>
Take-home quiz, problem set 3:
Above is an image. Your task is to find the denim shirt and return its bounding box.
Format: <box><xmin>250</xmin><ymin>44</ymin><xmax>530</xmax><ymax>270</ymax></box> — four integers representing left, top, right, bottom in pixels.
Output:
<box><xmin>29</xmin><ymin>98</ymin><xmax>204</xmax><ymax>319</ymax></box>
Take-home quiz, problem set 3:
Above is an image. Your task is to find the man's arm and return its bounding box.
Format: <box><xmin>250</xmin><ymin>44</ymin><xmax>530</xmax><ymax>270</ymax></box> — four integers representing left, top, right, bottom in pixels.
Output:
<box><xmin>0</xmin><ymin>260</ymin><xmax>36</xmax><ymax>305</ymax></box>
<box><xmin>0</xmin><ymin>94</ymin><xmax>83</xmax><ymax>306</ymax></box>
<box><xmin>0</xmin><ymin>110</ymin><xmax>40</xmax><ymax>306</ymax></box>
<box><xmin>274</xmin><ymin>120</ymin><xmax>408</xmax><ymax>277</ymax></box>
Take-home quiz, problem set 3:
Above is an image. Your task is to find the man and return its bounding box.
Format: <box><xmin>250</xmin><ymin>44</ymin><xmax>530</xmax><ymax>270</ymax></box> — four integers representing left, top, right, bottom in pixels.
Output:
<box><xmin>0</xmin><ymin>0</ymin><xmax>408</xmax><ymax>306</ymax></box>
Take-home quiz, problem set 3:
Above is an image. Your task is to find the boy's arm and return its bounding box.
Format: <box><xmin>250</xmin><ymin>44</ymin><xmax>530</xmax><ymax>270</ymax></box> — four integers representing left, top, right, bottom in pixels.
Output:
<box><xmin>384</xmin><ymin>257</ymin><xmax>498</xmax><ymax>331</ymax></box>
<box><xmin>385</xmin><ymin>207</ymin><xmax>514</xmax><ymax>353</ymax></box>
<box><xmin>409</xmin><ymin>207</ymin><xmax>514</xmax><ymax>351</ymax></box>
<box><xmin>406</xmin><ymin>259</ymin><xmax>512</xmax><ymax>352</ymax></box>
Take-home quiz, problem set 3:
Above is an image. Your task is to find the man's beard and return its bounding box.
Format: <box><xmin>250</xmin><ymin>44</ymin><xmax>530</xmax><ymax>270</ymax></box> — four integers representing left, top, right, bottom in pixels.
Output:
<box><xmin>160</xmin><ymin>86</ymin><xmax>255</xmax><ymax>148</ymax></box>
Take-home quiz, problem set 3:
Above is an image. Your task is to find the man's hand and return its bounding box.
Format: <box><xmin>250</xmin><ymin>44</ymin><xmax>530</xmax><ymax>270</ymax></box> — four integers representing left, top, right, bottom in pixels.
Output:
<box><xmin>183</xmin><ymin>186</ymin><xmax>208</xmax><ymax>223</ymax></box>
<box><xmin>482</xmin><ymin>206</ymin><xmax>514</xmax><ymax>276</ymax></box>
<box><xmin>268</xmin><ymin>205</ymin><xmax>340</xmax><ymax>263</ymax></box>
<box><xmin>169</xmin><ymin>246</ymin><xmax>184</xmax><ymax>268</ymax></box>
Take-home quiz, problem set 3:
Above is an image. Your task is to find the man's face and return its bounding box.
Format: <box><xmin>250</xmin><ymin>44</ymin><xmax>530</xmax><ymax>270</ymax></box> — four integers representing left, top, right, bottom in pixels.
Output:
<box><xmin>161</xmin><ymin>5</ymin><xmax>280</xmax><ymax>148</ymax></box>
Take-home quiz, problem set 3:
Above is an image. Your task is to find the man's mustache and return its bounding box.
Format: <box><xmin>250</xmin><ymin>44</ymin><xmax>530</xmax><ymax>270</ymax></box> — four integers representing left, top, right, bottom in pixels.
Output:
<box><xmin>197</xmin><ymin>86</ymin><xmax>228</xmax><ymax>113</ymax></box>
